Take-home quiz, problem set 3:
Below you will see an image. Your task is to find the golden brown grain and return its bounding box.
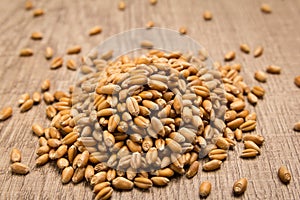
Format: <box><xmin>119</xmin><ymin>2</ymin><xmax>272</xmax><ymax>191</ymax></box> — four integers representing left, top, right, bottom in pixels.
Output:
<box><xmin>254</xmin><ymin>46</ymin><xmax>263</xmax><ymax>57</ymax></box>
<box><xmin>261</xmin><ymin>3</ymin><xmax>272</xmax><ymax>13</ymax></box>
<box><xmin>151</xmin><ymin>177</ymin><xmax>169</xmax><ymax>186</ymax></box>
<box><xmin>41</xmin><ymin>79</ymin><xmax>50</xmax><ymax>92</ymax></box>
<box><xmin>89</xmin><ymin>26</ymin><xmax>102</xmax><ymax>36</ymax></box>
<box><xmin>134</xmin><ymin>177</ymin><xmax>153</xmax><ymax>189</ymax></box>
<box><xmin>33</xmin><ymin>9</ymin><xmax>44</xmax><ymax>17</ymax></box>
<box><xmin>18</xmin><ymin>93</ymin><xmax>30</xmax><ymax>106</ymax></box>
<box><xmin>0</xmin><ymin>106</ymin><xmax>13</xmax><ymax>121</ymax></box>
<box><xmin>46</xmin><ymin>105</ymin><xmax>57</xmax><ymax>119</ymax></box>
<box><xmin>140</xmin><ymin>40</ymin><xmax>154</xmax><ymax>49</ymax></box>
<box><xmin>36</xmin><ymin>145</ymin><xmax>50</xmax><ymax>156</ymax></box>
<box><xmin>61</xmin><ymin>166</ymin><xmax>74</xmax><ymax>184</ymax></box>
<box><xmin>254</xmin><ymin>71</ymin><xmax>267</xmax><ymax>82</ymax></box>
<box><xmin>20</xmin><ymin>48</ymin><xmax>33</xmax><ymax>56</ymax></box>
<box><xmin>278</xmin><ymin>166</ymin><xmax>291</xmax><ymax>184</ymax></box>
<box><xmin>112</xmin><ymin>177</ymin><xmax>134</xmax><ymax>190</ymax></box>
<box><xmin>149</xmin><ymin>0</ymin><xmax>157</xmax><ymax>5</ymax></box>
<box><xmin>25</xmin><ymin>0</ymin><xmax>33</xmax><ymax>10</ymax></box>
<box><xmin>95</xmin><ymin>187</ymin><xmax>113</xmax><ymax>200</ymax></box>
<box><xmin>224</xmin><ymin>51</ymin><xmax>235</xmax><ymax>61</ymax></box>
<box><xmin>247</xmin><ymin>92</ymin><xmax>258</xmax><ymax>105</ymax></box>
<box><xmin>240</xmin><ymin>149</ymin><xmax>259</xmax><ymax>158</ymax></box>
<box><xmin>100</xmin><ymin>50</ymin><xmax>113</xmax><ymax>60</ymax></box>
<box><xmin>240</xmin><ymin>120</ymin><xmax>256</xmax><ymax>132</ymax></box>
<box><xmin>233</xmin><ymin>178</ymin><xmax>248</xmax><ymax>195</ymax></box>
<box><xmin>10</xmin><ymin>148</ymin><xmax>21</xmax><ymax>163</ymax></box>
<box><xmin>32</xmin><ymin>92</ymin><xmax>41</xmax><ymax>104</ymax></box>
<box><xmin>179</xmin><ymin>27</ymin><xmax>187</xmax><ymax>35</ymax></box>
<box><xmin>215</xmin><ymin>137</ymin><xmax>230</xmax><ymax>150</ymax></box>
<box><xmin>11</xmin><ymin>162</ymin><xmax>30</xmax><ymax>175</ymax></box>
<box><xmin>234</xmin><ymin>129</ymin><xmax>243</xmax><ymax>141</ymax></box>
<box><xmin>199</xmin><ymin>181</ymin><xmax>211</xmax><ymax>198</ymax></box>
<box><xmin>66</xmin><ymin>59</ymin><xmax>77</xmax><ymax>71</ymax></box>
<box><xmin>294</xmin><ymin>76</ymin><xmax>300</xmax><ymax>87</ymax></box>
<box><xmin>31</xmin><ymin>32</ymin><xmax>43</xmax><ymax>40</ymax></box>
<box><xmin>146</xmin><ymin>21</ymin><xmax>154</xmax><ymax>29</ymax></box>
<box><xmin>118</xmin><ymin>1</ymin><xmax>126</xmax><ymax>10</ymax></box>
<box><xmin>203</xmin><ymin>159</ymin><xmax>222</xmax><ymax>171</ymax></box>
<box><xmin>36</xmin><ymin>154</ymin><xmax>49</xmax><ymax>166</ymax></box>
<box><xmin>72</xmin><ymin>167</ymin><xmax>86</xmax><ymax>184</ymax></box>
<box><xmin>243</xmin><ymin>134</ymin><xmax>264</xmax><ymax>146</ymax></box>
<box><xmin>240</xmin><ymin>44</ymin><xmax>250</xmax><ymax>54</ymax></box>
<box><xmin>45</xmin><ymin>47</ymin><xmax>54</xmax><ymax>60</ymax></box>
<box><xmin>20</xmin><ymin>99</ymin><xmax>33</xmax><ymax>112</ymax></box>
<box><xmin>186</xmin><ymin>161</ymin><xmax>199</xmax><ymax>178</ymax></box>
<box><xmin>67</xmin><ymin>45</ymin><xmax>81</xmax><ymax>54</ymax></box>
<box><xmin>50</xmin><ymin>57</ymin><xmax>63</xmax><ymax>69</ymax></box>
<box><xmin>244</xmin><ymin>140</ymin><xmax>261</xmax><ymax>154</ymax></box>
<box><xmin>294</xmin><ymin>121</ymin><xmax>300</xmax><ymax>131</ymax></box>
<box><xmin>57</xmin><ymin>158</ymin><xmax>69</xmax><ymax>169</ymax></box>
<box><xmin>93</xmin><ymin>182</ymin><xmax>111</xmax><ymax>193</ymax></box>
<box><xmin>266</xmin><ymin>65</ymin><xmax>281</xmax><ymax>74</ymax></box>
<box><xmin>251</xmin><ymin>86</ymin><xmax>265</xmax><ymax>98</ymax></box>
<box><xmin>203</xmin><ymin>11</ymin><xmax>213</xmax><ymax>20</ymax></box>
<box><xmin>43</xmin><ymin>92</ymin><xmax>54</xmax><ymax>104</ymax></box>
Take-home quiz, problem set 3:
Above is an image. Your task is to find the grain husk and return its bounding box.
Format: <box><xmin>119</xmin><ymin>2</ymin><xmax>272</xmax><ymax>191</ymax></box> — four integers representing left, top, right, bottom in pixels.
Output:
<box><xmin>254</xmin><ymin>46</ymin><xmax>263</xmax><ymax>57</ymax></box>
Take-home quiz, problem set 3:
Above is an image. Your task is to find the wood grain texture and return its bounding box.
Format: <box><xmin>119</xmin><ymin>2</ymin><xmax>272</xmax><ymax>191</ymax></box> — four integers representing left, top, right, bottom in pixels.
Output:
<box><xmin>0</xmin><ymin>0</ymin><xmax>300</xmax><ymax>199</ymax></box>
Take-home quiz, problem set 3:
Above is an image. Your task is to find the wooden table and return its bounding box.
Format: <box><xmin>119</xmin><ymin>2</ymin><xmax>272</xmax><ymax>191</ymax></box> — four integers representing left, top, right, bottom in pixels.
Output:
<box><xmin>0</xmin><ymin>0</ymin><xmax>299</xmax><ymax>199</ymax></box>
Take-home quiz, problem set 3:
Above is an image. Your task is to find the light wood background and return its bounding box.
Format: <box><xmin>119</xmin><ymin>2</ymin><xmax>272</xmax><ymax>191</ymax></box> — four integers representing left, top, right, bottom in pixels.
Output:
<box><xmin>0</xmin><ymin>0</ymin><xmax>299</xmax><ymax>199</ymax></box>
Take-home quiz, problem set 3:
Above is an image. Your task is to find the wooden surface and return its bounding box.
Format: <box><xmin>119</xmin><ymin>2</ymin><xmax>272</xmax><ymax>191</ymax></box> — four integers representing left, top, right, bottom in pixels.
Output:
<box><xmin>0</xmin><ymin>0</ymin><xmax>300</xmax><ymax>199</ymax></box>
